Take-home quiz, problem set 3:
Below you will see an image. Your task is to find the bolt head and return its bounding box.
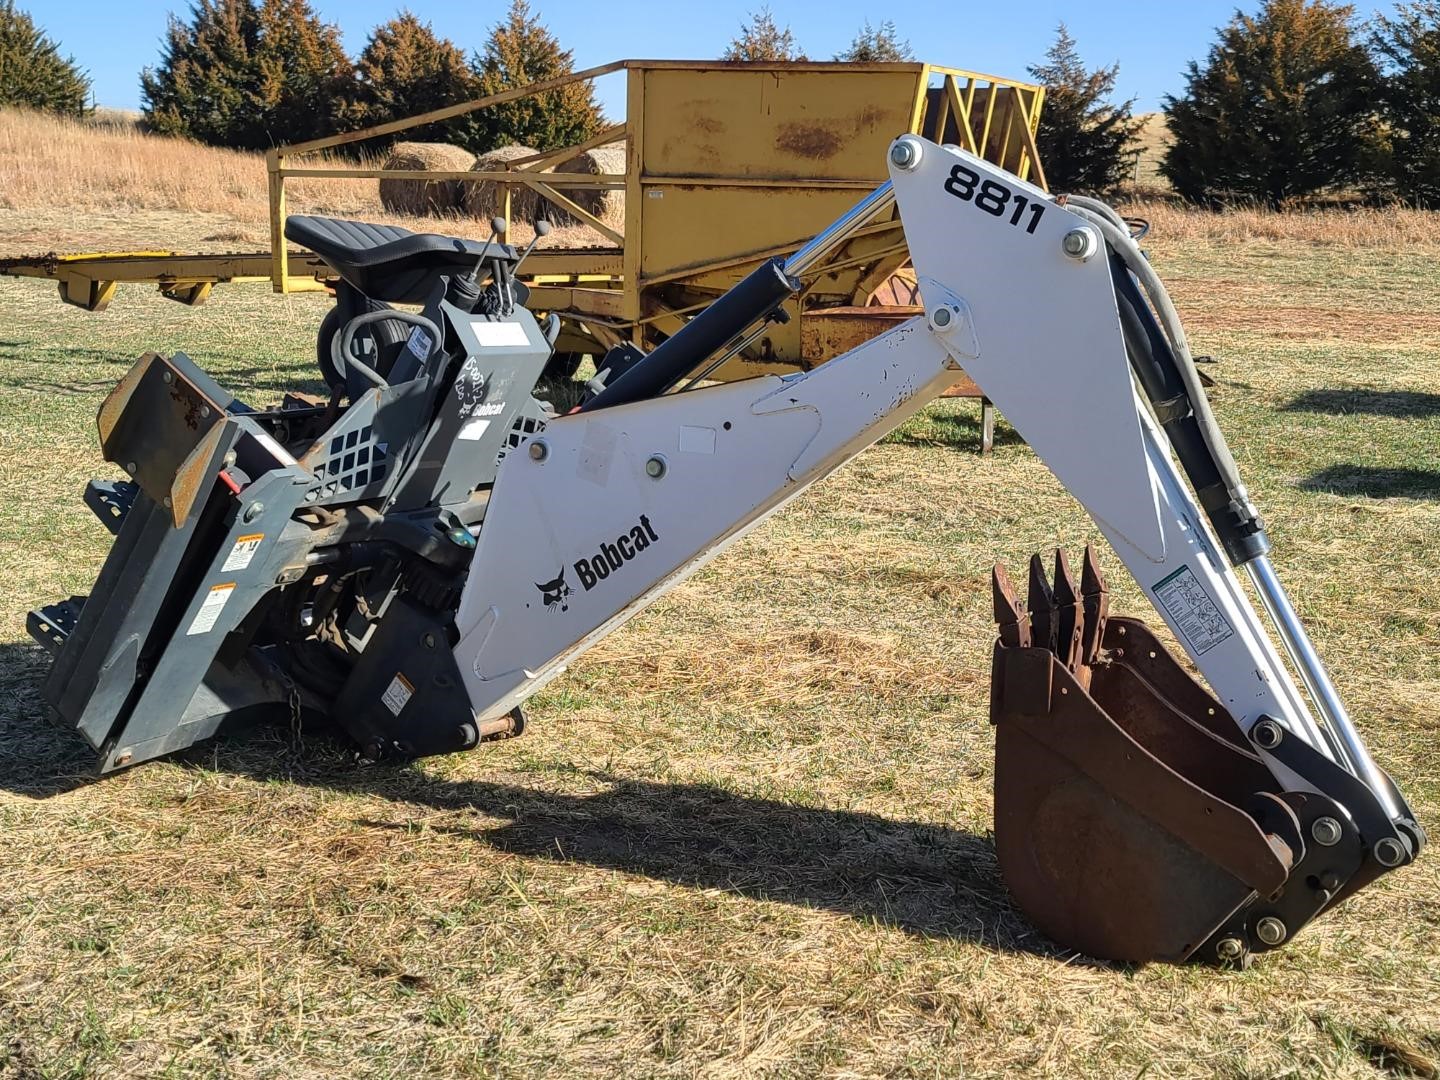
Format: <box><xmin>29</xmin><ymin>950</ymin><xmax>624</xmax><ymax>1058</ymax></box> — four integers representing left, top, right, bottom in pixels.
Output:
<box><xmin>1374</xmin><ymin>837</ymin><xmax>1406</xmax><ymax>867</ymax></box>
<box><xmin>1061</xmin><ymin>227</ymin><xmax>1099</xmax><ymax>261</ymax></box>
<box><xmin>645</xmin><ymin>455</ymin><xmax>667</xmax><ymax>479</ymax></box>
<box><xmin>243</xmin><ymin>501</ymin><xmax>264</xmax><ymax>522</ymax></box>
<box><xmin>1311</xmin><ymin>816</ymin><xmax>1343</xmax><ymax>847</ymax></box>
<box><xmin>162</xmin><ymin>371</ymin><xmax>174</xmax><ymax>384</ymax></box>
<box><xmin>889</xmin><ymin>138</ymin><xmax>922</xmax><ymax>171</ymax></box>
<box><xmin>200</xmin><ymin>405</ymin><xmax>211</xmax><ymax>419</ymax></box>
<box><xmin>114</xmin><ymin>749</ymin><xmax>133</xmax><ymax>767</ymax></box>
<box><xmin>1254</xmin><ymin>916</ymin><xmax>1287</xmax><ymax>946</ymax></box>
<box><xmin>125</xmin><ymin>461</ymin><xmax>137</xmax><ymax>474</ymax></box>
<box><xmin>1215</xmin><ymin>936</ymin><xmax>1245</xmax><ymax>960</ymax></box>
<box><xmin>528</xmin><ymin>440</ymin><xmax>549</xmax><ymax>462</ymax></box>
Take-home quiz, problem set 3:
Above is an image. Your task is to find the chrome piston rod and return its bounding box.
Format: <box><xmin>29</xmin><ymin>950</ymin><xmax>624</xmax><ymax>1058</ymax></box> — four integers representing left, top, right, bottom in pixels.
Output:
<box><xmin>784</xmin><ymin>182</ymin><xmax>896</xmax><ymax>278</ymax></box>
<box><xmin>1246</xmin><ymin>555</ymin><xmax>1403</xmax><ymax>821</ymax></box>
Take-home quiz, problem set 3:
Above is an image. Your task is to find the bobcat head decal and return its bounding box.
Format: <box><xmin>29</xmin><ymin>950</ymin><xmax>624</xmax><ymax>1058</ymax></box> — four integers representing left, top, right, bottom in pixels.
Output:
<box><xmin>535</xmin><ymin>568</ymin><xmax>572</xmax><ymax>612</ymax></box>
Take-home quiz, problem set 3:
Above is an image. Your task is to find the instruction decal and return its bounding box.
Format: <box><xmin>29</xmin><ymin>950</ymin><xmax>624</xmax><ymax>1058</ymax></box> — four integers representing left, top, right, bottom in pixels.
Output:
<box><xmin>186</xmin><ymin>582</ymin><xmax>235</xmax><ymax>636</ymax></box>
<box><xmin>381</xmin><ymin>672</ymin><xmax>415</xmax><ymax>716</ymax></box>
<box><xmin>221</xmin><ymin>533</ymin><xmax>264</xmax><ymax>572</ymax></box>
<box><xmin>1153</xmin><ymin>565</ymin><xmax>1234</xmax><ymax>655</ymax></box>
<box><xmin>405</xmin><ymin>326</ymin><xmax>433</xmax><ymax>362</ymax></box>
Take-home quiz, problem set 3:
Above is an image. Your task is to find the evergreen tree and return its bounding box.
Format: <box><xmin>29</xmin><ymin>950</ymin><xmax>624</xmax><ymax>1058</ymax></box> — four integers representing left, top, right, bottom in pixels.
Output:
<box><xmin>457</xmin><ymin>0</ymin><xmax>602</xmax><ymax>153</ymax></box>
<box><xmin>354</xmin><ymin>11</ymin><xmax>476</xmax><ymax>143</ymax></box>
<box><xmin>141</xmin><ymin>0</ymin><xmax>354</xmax><ymax>150</ymax></box>
<box><xmin>1161</xmin><ymin>0</ymin><xmax>1379</xmax><ymax>205</ymax></box>
<box><xmin>835</xmin><ymin>19</ymin><xmax>913</xmax><ymax>62</ymax></box>
<box><xmin>253</xmin><ymin>0</ymin><xmax>354</xmax><ymax>143</ymax></box>
<box><xmin>723</xmin><ymin>7</ymin><xmax>804</xmax><ymax>62</ymax></box>
<box><xmin>1371</xmin><ymin>2</ymin><xmax>1440</xmax><ymax>205</ymax></box>
<box><xmin>0</xmin><ymin>0</ymin><xmax>91</xmax><ymax>115</ymax></box>
<box><xmin>1028</xmin><ymin>24</ymin><xmax>1143</xmax><ymax>193</ymax></box>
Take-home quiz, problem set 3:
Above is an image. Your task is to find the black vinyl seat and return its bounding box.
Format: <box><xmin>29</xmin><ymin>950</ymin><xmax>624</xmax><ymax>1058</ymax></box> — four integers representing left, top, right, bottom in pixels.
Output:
<box><xmin>286</xmin><ymin>215</ymin><xmax>517</xmax><ymax>304</ymax></box>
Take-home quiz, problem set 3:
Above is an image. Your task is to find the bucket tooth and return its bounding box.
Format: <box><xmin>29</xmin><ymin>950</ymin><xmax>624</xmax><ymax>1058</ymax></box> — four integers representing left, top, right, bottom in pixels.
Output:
<box><xmin>1053</xmin><ymin>549</ymin><xmax>1084</xmax><ymax>673</ymax></box>
<box><xmin>1027</xmin><ymin>553</ymin><xmax>1056</xmax><ymax>652</ymax></box>
<box><xmin>992</xmin><ymin>564</ymin><xmax>1031</xmax><ymax>648</ymax></box>
<box><xmin>1079</xmin><ymin>544</ymin><xmax>1109</xmax><ymax>669</ymax></box>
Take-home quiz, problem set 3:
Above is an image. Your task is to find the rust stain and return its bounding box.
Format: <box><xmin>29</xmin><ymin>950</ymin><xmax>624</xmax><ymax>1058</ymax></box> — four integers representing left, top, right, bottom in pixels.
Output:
<box><xmin>775</xmin><ymin>122</ymin><xmax>843</xmax><ymax>160</ymax></box>
<box><xmin>856</xmin><ymin>105</ymin><xmax>887</xmax><ymax>130</ymax></box>
<box><xmin>170</xmin><ymin>384</ymin><xmax>203</xmax><ymax>430</ymax></box>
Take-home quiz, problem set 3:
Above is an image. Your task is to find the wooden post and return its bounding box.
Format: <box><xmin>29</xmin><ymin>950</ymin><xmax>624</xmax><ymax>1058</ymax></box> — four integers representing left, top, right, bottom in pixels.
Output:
<box><xmin>267</xmin><ymin>150</ymin><xmax>288</xmax><ymax>293</ymax></box>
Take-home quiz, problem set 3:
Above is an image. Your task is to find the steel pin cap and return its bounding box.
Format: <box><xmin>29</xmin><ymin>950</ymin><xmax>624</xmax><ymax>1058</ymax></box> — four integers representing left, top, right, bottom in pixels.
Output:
<box><xmin>1374</xmin><ymin>837</ymin><xmax>1407</xmax><ymax>867</ymax></box>
<box><xmin>1255</xmin><ymin>916</ymin><xmax>1287</xmax><ymax>946</ymax></box>
<box><xmin>1311</xmin><ymin>817</ymin><xmax>1343</xmax><ymax>847</ymax></box>
<box><xmin>889</xmin><ymin>137</ymin><xmax>923</xmax><ymax>172</ymax></box>
<box><xmin>1061</xmin><ymin>227</ymin><xmax>1100</xmax><ymax>261</ymax></box>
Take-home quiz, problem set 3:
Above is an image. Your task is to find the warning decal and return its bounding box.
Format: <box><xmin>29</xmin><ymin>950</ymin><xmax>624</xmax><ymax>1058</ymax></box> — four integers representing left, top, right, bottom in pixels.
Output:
<box><xmin>1153</xmin><ymin>565</ymin><xmax>1234</xmax><ymax>655</ymax></box>
<box><xmin>221</xmin><ymin>533</ymin><xmax>264</xmax><ymax>572</ymax></box>
<box><xmin>186</xmin><ymin>583</ymin><xmax>235</xmax><ymax>636</ymax></box>
<box><xmin>381</xmin><ymin>672</ymin><xmax>415</xmax><ymax>717</ymax></box>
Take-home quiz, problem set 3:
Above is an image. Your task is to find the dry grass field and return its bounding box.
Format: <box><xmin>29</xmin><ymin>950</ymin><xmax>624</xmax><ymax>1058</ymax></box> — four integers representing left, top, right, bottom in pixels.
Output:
<box><xmin>1</xmin><ymin>107</ymin><xmax>1439</xmax><ymax>1077</ymax></box>
<box><xmin>0</xmin><ymin>108</ymin><xmax>602</xmax><ymax>257</ymax></box>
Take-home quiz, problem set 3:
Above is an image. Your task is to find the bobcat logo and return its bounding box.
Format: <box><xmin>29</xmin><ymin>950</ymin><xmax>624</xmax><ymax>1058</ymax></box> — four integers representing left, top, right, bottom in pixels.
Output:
<box><xmin>535</xmin><ymin>568</ymin><xmax>572</xmax><ymax>612</ymax></box>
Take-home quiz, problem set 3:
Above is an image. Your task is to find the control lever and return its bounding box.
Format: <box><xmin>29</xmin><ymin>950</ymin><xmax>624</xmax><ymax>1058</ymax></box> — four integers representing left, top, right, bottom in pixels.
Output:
<box><xmin>512</xmin><ymin>219</ymin><xmax>553</xmax><ymax>276</ymax></box>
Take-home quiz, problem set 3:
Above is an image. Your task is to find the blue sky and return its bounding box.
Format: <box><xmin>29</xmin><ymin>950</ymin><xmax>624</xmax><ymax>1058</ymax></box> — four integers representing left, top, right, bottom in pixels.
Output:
<box><xmin>39</xmin><ymin>0</ymin><xmax>1297</xmax><ymax>117</ymax></box>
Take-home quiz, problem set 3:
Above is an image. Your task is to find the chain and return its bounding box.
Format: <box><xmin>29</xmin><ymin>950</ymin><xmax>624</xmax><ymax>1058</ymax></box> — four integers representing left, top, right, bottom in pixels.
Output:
<box><xmin>276</xmin><ymin>665</ymin><xmax>304</xmax><ymax>753</ymax></box>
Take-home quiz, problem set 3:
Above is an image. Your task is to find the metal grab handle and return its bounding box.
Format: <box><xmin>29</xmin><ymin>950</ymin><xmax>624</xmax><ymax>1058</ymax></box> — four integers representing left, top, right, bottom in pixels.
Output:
<box><xmin>331</xmin><ymin>309</ymin><xmax>443</xmax><ymax>389</ymax></box>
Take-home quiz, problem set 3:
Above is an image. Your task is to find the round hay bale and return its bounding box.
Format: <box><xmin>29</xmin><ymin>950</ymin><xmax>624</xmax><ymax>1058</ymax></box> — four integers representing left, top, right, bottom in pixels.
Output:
<box><xmin>463</xmin><ymin>144</ymin><xmax>543</xmax><ymax>224</ymax></box>
<box><xmin>553</xmin><ymin>144</ymin><xmax>626</xmax><ymax>227</ymax></box>
<box><xmin>378</xmin><ymin>142</ymin><xmax>475</xmax><ymax>216</ymax></box>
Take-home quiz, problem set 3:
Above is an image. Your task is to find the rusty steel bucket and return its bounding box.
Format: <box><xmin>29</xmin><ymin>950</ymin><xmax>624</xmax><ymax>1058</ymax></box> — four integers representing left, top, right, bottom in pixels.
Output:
<box><xmin>988</xmin><ymin>548</ymin><xmax>1310</xmax><ymax>965</ymax></box>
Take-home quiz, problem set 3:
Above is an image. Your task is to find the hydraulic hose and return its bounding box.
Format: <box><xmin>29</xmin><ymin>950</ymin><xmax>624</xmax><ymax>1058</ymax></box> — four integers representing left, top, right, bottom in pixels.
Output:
<box><xmin>1066</xmin><ymin>199</ymin><xmax>1270</xmax><ymax>566</ymax></box>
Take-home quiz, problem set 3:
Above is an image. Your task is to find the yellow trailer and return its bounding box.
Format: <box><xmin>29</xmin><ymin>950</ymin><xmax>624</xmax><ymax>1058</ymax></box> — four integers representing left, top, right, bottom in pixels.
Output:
<box><xmin>3</xmin><ymin>58</ymin><xmax>1044</xmax><ymax>390</ymax></box>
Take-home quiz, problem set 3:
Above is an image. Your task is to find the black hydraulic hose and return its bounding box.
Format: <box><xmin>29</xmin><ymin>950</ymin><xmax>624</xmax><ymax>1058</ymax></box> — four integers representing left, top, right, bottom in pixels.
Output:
<box><xmin>1067</xmin><ymin>197</ymin><xmax>1270</xmax><ymax>567</ymax></box>
<box><xmin>579</xmin><ymin>258</ymin><xmax>799</xmax><ymax>412</ymax></box>
<box><xmin>1109</xmin><ymin>250</ymin><xmax>1270</xmax><ymax>566</ymax></box>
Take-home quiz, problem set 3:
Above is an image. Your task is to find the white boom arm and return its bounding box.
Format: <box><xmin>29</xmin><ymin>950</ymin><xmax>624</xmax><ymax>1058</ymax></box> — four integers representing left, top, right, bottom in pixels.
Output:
<box><xmin>450</xmin><ymin>137</ymin><xmax>1384</xmax><ymax>815</ymax></box>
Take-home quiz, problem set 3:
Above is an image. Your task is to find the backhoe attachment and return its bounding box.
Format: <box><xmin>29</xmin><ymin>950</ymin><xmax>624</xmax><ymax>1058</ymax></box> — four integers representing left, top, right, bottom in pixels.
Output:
<box><xmin>26</xmin><ymin>135</ymin><xmax>1422</xmax><ymax>970</ymax></box>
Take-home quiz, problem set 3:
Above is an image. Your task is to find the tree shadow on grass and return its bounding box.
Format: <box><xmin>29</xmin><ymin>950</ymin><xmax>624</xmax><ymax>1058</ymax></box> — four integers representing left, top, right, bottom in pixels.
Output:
<box><xmin>0</xmin><ymin>342</ymin><xmax>325</xmax><ymax>399</ymax></box>
<box><xmin>0</xmin><ymin>641</ymin><xmax>1053</xmax><ymax>957</ymax></box>
<box><xmin>1299</xmin><ymin>465</ymin><xmax>1440</xmax><ymax>500</ymax></box>
<box><xmin>1281</xmin><ymin>389</ymin><xmax>1440</xmax><ymax>418</ymax></box>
